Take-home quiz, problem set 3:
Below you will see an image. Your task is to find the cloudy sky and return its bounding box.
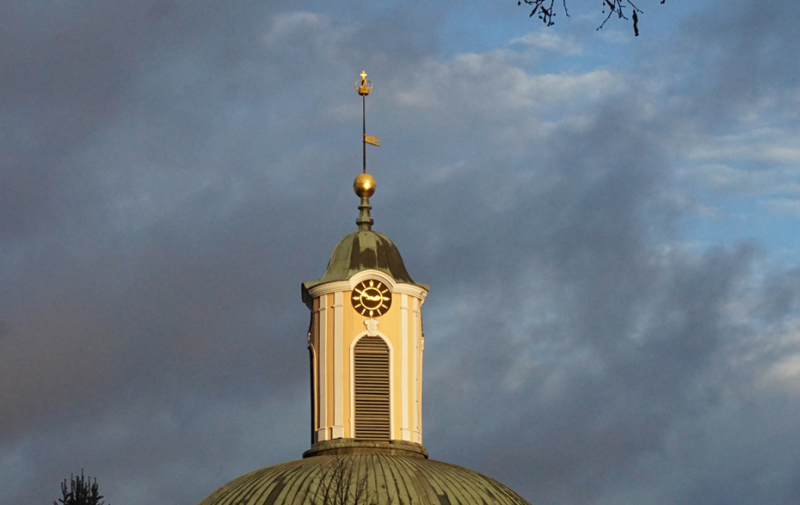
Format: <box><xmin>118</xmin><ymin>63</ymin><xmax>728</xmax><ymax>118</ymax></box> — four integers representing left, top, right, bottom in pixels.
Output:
<box><xmin>2</xmin><ymin>0</ymin><xmax>800</xmax><ymax>503</ymax></box>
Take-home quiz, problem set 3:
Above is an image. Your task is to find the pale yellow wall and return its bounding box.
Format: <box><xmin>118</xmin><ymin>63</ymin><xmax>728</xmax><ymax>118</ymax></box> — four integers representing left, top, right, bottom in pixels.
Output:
<box><xmin>310</xmin><ymin>283</ymin><xmax>426</xmax><ymax>444</ymax></box>
<box><xmin>310</xmin><ymin>297</ymin><xmax>319</xmax><ymax>433</ymax></box>
<box><xmin>325</xmin><ymin>293</ymin><xmax>335</xmax><ymax>431</ymax></box>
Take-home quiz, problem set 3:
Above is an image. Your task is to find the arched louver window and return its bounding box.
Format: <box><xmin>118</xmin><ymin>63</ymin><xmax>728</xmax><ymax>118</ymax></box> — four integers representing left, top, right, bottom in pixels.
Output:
<box><xmin>354</xmin><ymin>336</ymin><xmax>390</xmax><ymax>440</ymax></box>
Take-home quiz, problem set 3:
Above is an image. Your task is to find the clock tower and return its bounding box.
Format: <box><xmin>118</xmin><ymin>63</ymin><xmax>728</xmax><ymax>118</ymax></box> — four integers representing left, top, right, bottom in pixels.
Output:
<box><xmin>301</xmin><ymin>164</ymin><xmax>429</xmax><ymax>456</ymax></box>
<box><xmin>196</xmin><ymin>72</ymin><xmax>531</xmax><ymax>505</ymax></box>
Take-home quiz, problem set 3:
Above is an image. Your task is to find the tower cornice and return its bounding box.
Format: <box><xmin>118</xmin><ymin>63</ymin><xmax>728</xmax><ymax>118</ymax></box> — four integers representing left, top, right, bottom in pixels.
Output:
<box><xmin>304</xmin><ymin>269</ymin><xmax>428</xmax><ymax>305</ymax></box>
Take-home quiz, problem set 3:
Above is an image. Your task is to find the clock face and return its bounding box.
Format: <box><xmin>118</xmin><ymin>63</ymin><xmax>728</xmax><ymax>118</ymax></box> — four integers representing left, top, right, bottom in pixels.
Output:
<box><xmin>351</xmin><ymin>279</ymin><xmax>392</xmax><ymax>317</ymax></box>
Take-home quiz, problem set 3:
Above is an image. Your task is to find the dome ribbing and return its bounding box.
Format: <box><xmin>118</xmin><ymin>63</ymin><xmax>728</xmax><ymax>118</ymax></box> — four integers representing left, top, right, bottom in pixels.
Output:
<box><xmin>197</xmin><ymin>452</ymin><xmax>531</xmax><ymax>505</ymax></box>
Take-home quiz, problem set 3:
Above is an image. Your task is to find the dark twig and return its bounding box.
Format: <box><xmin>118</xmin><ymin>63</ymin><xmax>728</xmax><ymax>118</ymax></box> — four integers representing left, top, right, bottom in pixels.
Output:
<box><xmin>519</xmin><ymin>0</ymin><xmax>654</xmax><ymax>35</ymax></box>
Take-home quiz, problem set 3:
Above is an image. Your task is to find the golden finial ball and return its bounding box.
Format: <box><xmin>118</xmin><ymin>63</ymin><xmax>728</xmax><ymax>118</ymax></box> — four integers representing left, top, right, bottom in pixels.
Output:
<box><xmin>354</xmin><ymin>173</ymin><xmax>376</xmax><ymax>198</ymax></box>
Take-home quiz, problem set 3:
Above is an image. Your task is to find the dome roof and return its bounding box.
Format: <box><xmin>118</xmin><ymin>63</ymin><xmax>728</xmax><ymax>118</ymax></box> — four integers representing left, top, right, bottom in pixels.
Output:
<box><xmin>196</xmin><ymin>451</ymin><xmax>531</xmax><ymax>505</ymax></box>
<box><xmin>303</xmin><ymin>229</ymin><xmax>427</xmax><ymax>304</ymax></box>
<box><xmin>321</xmin><ymin>229</ymin><xmax>414</xmax><ymax>283</ymax></box>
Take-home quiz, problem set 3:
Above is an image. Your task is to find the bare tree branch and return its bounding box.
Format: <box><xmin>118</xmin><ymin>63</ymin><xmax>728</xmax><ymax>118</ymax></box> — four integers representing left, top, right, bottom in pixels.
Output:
<box><xmin>518</xmin><ymin>0</ymin><xmax>662</xmax><ymax>36</ymax></box>
<box><xmin>311</xmin><ymin>456</ymin><xmax>389</xmax><ymax>505</ymax></box>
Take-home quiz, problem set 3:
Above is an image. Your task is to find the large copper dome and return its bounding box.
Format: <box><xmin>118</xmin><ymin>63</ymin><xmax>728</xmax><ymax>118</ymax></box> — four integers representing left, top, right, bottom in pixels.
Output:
<box><xmin>197</xmin><ymin>444</ymin><xmax>530</xmax><ymax>505</ymax></box>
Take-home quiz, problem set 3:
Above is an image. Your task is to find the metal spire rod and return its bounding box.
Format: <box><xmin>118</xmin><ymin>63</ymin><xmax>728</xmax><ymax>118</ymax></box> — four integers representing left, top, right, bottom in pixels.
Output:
<box><xmin>363</xmin><ymin>94</ymin><xmax>367</xmax><ymax>174</ymax></box>
<box><xmin>355</xmin><ymin>71</ymin><xmax>377</xmax><ymax>175</ymax></box>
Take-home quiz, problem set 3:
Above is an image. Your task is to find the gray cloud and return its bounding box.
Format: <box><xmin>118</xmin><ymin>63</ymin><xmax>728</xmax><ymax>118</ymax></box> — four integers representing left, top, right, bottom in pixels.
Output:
<box><xmin>1</xmin><ymin>0</ymin><xmax>799</xmax><ymax>504</ymax></box>
<box><xmin>666</xmin><ymin>0</ymin><xmax>800</xmax><ymax>128</ymax></box>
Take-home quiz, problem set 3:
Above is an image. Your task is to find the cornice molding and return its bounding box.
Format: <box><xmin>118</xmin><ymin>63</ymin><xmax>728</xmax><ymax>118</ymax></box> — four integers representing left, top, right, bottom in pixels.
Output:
<box><xmin>307</xmin><ymin>269</ymin><xmax>428</xmax><ymax>300</ymax></box>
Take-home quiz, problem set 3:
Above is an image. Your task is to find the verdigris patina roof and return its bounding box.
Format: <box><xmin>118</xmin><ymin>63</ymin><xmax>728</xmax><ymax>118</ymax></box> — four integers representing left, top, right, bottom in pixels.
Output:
<box><xmin>303</xmin><ymin>173</ymin><xmax>428</xmax><ymax>302</ymax></box>
<box><xmin>196</xmin><ymin>452</ymin><xmax>531</xmax><ymax>505</ymax></box>
<box><xmin>317</xmin><ymin>229</ymin><xmax>415</xmax><ymax>285</ymax></box>
<box><xmin>302</xmin><ymin>228</ymin><xmax>428</xmax><ymax>308</ymax></box>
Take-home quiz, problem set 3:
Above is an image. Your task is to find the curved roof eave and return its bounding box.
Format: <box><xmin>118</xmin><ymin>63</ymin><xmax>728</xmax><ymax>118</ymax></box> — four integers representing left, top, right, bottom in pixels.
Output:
<box><xmin>302</xmin><ymin>229</ymin><xmax>428</xmax><ymax>307</ymax></box>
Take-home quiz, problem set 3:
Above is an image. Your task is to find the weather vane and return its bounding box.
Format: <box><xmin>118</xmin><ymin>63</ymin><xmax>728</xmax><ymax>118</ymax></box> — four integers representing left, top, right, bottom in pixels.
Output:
<box><xmin>355</xmin><ymin>71</ymin><xmax>380</xmax><ymax>174</ymax></box>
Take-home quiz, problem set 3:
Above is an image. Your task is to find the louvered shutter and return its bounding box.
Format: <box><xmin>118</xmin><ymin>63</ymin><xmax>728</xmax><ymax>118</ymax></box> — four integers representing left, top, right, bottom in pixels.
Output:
<box><xmin>354</xmin><ymin>336</ymin><xmax>390</xmax><ymax>439</ymax></box>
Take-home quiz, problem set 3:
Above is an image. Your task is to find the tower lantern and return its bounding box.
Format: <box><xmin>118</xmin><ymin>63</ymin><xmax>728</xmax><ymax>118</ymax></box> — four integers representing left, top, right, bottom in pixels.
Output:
<box><xmin>197</xmin><ymin>72</ymin><xmax>531</xmax><ymax>505</ymax></box>
<box><xmin>301</xmin><ymin>73</ymin><xmax>429</xmax><ymax>456</ymax></box>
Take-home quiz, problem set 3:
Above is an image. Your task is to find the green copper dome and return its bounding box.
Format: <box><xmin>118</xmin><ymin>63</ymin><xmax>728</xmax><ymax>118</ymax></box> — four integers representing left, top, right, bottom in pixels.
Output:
<box><xmin>302</xmin><ymin>228</ymin><xmax>428</xmax><ymax>307</ymax></box>
<box><xmin>320</xmin><ymin>229</ymin><xmax>415</xmax><ymax>284</ymax></box>
<box><xmin>302</xmin><ymin>176</ymin><xmax>428</xmax><ymax>307</ymax></box>
<box><xmin>196</xmin><ymin>452</ymin><xmax>531</xmax><ymax>505</ymax></box>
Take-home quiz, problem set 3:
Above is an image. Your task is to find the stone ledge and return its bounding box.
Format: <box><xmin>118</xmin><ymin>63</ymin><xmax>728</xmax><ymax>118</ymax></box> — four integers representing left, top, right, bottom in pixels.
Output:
<box><xmin>303</xmin><ymin>439</ymin><xmax>428</xmax><ymax>459</ymax></box>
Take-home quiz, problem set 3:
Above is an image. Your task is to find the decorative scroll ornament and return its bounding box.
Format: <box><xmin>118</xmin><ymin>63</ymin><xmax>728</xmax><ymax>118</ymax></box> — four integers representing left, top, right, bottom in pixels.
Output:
<box><xmin>364</xmin><ymin>318</ymin><xmax>380</xmax><ymax>336</ymax></box>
